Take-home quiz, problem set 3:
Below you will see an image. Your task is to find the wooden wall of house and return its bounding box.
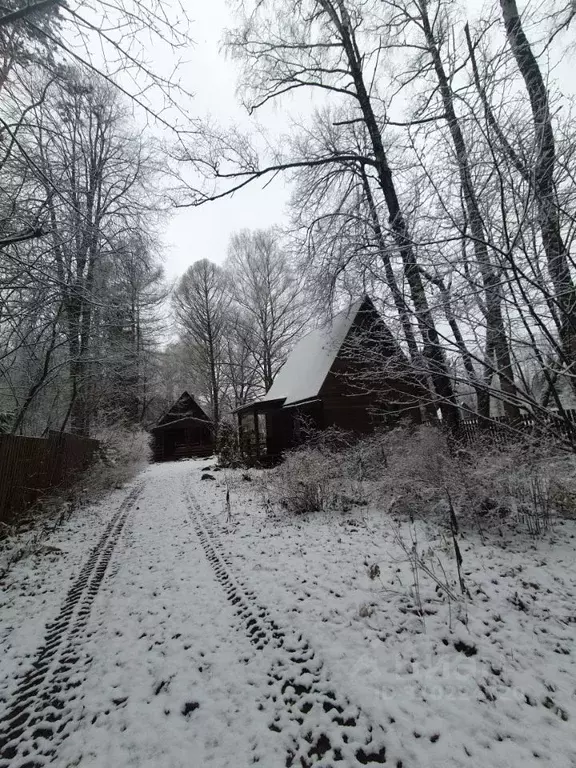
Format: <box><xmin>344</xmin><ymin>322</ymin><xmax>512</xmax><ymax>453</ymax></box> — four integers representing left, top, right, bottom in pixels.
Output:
<box><xmin>264</xmin><ymin>409</ymin><xmax>285</xmax><ymax>457</ymax></box>
<box><xmin>319</xmin><ymin>311</ymin><xmax>424</xmax><ymax>427</ymax></box>
<box><xmin>322</xmin><ymin>395</ymin><xmax>421</xmax><ymax>433</ymax></box>
<box><xmin>152</xmin><ymin>432</ymin><xmax>164</xmax><ymax>461</ymax></box>
<box><xmin>265</xmin><ymin>408</ymin><xmax>297</xmax><ymax>457</ymax></box>
<box><xmin>152</xmin><ymin>423</ymin><xmax>213</xmax><ymax>462</ymax></box>
<box><xmin>265</xmin><ymin>401</ymin><xmax>323</xmax><ymax>457</ymax></box>
<box><xmin>321</xmin><ymin>396</ymin><xmax>375</xmax><ymax>433</ymax></box>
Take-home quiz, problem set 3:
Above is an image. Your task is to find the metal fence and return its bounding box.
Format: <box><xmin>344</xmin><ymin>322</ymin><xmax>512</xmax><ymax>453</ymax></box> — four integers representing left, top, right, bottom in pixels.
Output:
<box><xmin>458</xmin><ymin>408</ymin><xmax>576</xmax><ymax>447</ymax></box>
<box><xmin>0</xmin><ymin>431</ymin><xmax>100</xmax><ymax>525</ymax></box>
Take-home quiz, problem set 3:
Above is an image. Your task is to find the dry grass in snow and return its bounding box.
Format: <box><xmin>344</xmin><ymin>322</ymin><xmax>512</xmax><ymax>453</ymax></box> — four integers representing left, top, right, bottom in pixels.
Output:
<box><xmin>194</xmin><ymin>429</ymin><xmax>576</xmax><ymax>767</ymax></box>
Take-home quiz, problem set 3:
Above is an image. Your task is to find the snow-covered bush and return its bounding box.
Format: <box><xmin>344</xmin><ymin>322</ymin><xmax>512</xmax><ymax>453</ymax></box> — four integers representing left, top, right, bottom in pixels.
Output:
<box><xmin>549</xmin><ymin>477</ymin><xmax>576</xmax><ymax>519</ymax></box>
<box><xmin>91</xmin><ymin>424</ymin><xmax>151</xmax><ymax>489</ymax></box>
<box><xmin>269</xmin><ymin>446</ymin><xmax>339</xmax><ymax>514</ymax></box>
<box><xmin>60</xmin><ymin>424</ymin><xmax>150</xmax><ymax>516</ymax></box>
<box><xmin>263</xmin><ymin>431</ymin><xmax>361</xmax><ymax>515</ymax></box>
<box><xmin>265</xmin><ymin>423</ymin><xmax>575</xmax><ymax>530</ymax></box>
<box><xmin>216</xmin><ymin>422</ymin><xmax>242</xmax><ymax>468</ymax></box>
<box><xmin>452</xmin><ymin>433</ymin><xmax>569</xmax><ymax>531</ymax></box>
<box><xmin>265</xmin><ymin>425</ymin><xmax>447</xmax><ymax>518</ymax></box>
<box><xmin>0</xmin><ymin>411</ymin><xmax>13</xmax><ymax>434</ymax></box>
<box><xmin>350</xmin><ymin>424</ymin><xmax>451</xmax><ymax>514</ymax></box>
<box><xmin>344</xmin><ymin>425</ymin><xmax>573</xmax><ymax>530</ymax></box>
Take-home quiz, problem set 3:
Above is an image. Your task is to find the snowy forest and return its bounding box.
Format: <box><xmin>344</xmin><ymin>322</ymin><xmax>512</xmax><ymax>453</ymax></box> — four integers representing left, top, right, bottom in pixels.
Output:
<box><xmin>3</xmin><ymin>4</ymin><xmax>576</xmax><ymax>768</ymax></box>
<box><xmin>2</xmin><ymin>0</ymin><xmax>576</xmax><ymax>442</ymax></box>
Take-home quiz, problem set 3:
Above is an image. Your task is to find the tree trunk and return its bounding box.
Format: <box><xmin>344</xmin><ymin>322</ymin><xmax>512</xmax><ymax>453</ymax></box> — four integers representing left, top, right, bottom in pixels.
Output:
<box><xmin>327</xmin><ymin>0</ymin><xmax>460</xmax><ymax>429</ymax></box>
<box><xmin>359</xmin><ymin>166</ymin><xmax>420</xmax><ymax>362</ymax></box>
<box><xmin>10</xmin><ymin>311</ymin><xmax>62</xmax><ymax>434</ymax></box>
<box><xmin>500</xmin><ymin>0</ymin><xmax>576</xmax><ymax>383</ymax></box>
<box><xmin>204</xmin><ymin>290</ymin><xmax>220</xmax><ymax>439</ymax></box>
<box><xmin>418</xmin><ymin>267</ymin><xmax>489</xmax><ymax>419</ymax></box>
<box><xmin>419</xmin><ymin>0</ymin><xmax>520</xmax><ymax>420</ymax></box>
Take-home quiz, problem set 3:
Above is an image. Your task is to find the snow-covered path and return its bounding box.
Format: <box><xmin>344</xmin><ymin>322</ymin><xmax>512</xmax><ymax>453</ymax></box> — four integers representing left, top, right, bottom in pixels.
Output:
<box><xmin>0</xmin><ymin>461</ymin><xmax>390</xmax><ymax>768</ymax></box>
<box><xmin>1</xmin><ymin>459</ymin><xmax>575</xmax><ymax>768</ymax></box>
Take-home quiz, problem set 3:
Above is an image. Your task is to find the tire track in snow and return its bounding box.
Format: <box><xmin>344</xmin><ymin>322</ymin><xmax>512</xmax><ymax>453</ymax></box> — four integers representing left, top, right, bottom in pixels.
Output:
<box><xmin>186</xmin><ymin>487</ymin><xmax>396</xmax><ymax>767</ymax></box>
<box><xmin>0</xmin><ymin>483</ymin><xmax>143</xmax><ymax>767</ymax></box>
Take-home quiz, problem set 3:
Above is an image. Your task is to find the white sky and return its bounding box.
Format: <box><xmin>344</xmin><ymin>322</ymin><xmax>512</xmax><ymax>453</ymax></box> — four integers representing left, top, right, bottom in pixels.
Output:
<box><xmin>136</xmin><ymin>0</ymin><xmax>574</xmax><ymax>281</ymax></box>
<box><xmin>157</xmin><ymin>0</ymin><xmax>291</xmax><ymax>278</ymax></box>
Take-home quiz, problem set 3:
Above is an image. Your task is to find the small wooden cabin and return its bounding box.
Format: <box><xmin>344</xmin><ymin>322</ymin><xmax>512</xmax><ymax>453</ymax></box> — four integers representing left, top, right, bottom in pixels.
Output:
<box><xmin>151</xmin><ymin>392</ymin><xmax>214</xmax><ymax>462</ymax></box>
<box><xmin>236</xmin><ymin>296</ymin><xmax>423</xmax><ymax>463</ymax></box>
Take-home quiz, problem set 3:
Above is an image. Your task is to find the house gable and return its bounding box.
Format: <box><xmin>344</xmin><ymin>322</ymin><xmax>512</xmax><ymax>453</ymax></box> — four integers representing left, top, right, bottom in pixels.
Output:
<box><xmin>157</xmin><ymin>391</ymin><xmax>210</xmax><ymax>427</ymax></box>
<box><xmin>152</xmin><ymin>391</ymin><xmax>214</xmax><ymax>462</ymax></box>
<box><xmin>236</xmin><ymin>295</ymin><xmax>422</xmax><ymax>463</ymax></box>
<box><xmin>261</xmin><ymin>295</ymin><xmax>407</xmax><ymax>409</ymax></box>
<box><xmin>315</xmin><ymin>297</ymin><xmax>420</xmax><ymax>430</ymax></box>
<box><xmin>262</xmin><ymin>297</ymin><xmax>366</xmax><ymax>407</ymax></box>
<box><xmin>319</xmin><ymin>296</ymin><xmax>409</xmax><ymax>399</ymax></box>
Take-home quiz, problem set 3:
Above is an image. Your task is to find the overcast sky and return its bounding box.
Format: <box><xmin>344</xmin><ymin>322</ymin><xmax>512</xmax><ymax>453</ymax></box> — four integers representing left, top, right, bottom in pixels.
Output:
<box><xmin>156</xmin><ymin>0</ymin><xmax>290</xmax><ymax>280</ymax></box>
<box><xmin>151</xmin><ymin>0</ymin><xmax>575</xmax><ymax>282</ymax></box>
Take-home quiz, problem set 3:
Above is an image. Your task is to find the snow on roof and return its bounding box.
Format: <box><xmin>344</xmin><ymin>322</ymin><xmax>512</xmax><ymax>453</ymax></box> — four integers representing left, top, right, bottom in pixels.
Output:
<box><xmin>157</xmin><ymin>391</ymin><xmax>210</xmax><ymax>426</ymax></box>
<box><xmin>151</xmin><ymin>415</ymin><xmax>211</xmax><ymax>432</ymax></box>
<box><xmin>263</xmin><ymin>298</ymin><xmax>365</xmax><ymax>407</ymax></box>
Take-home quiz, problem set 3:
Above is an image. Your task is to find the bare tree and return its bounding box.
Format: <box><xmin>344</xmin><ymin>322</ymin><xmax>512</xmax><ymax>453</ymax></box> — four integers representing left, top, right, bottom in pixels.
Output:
<box><xmin>227</xmin><ymin>228</ymin><xmax>308</xmax><ymax>391</ymax></box>
<box><xmin>383</xmin><ymin>0</ymin><xmax>519</xmax><ymax>420</ymax></box>
<box><xmin>179</xmin><ymin>0</ymin><xmax>461</xmax><ymax>428</ymax></box>
<box><xmin>173</xmin><ymin>259</ymin><xmax>231</xmax><ymax>432</ymax></box>
<box><xmin>92</xmin><ymin>231</ymin><xmax>168</xmax><ymax>425</ymax></box>
<box><xmin>498</xmin><ymin>0</ymin><xmax>576</xmax><ymax>384</ymax></box>
<box><xmin>223</xmin><ymin>307</ymin><xmax>260</xmax><ymax>409</ymax></box>
<box><xmin>0</xmin><ymin>67</ymin><xmax>164</xmax><ymax>437</ymax></box>
<box><xmin>0</xmin><ymin>1</ymin><xmax>190</xmax><ymax>437</ymax></box>
<box><xmin>31</xmin><ymin>70</ymin><xmax>158</xmax><ymax>435</ymax></box>
<box><xmin>0</xmin><ymin>0</ymin><xmax>192</xmax><ymax>126</ymax></box>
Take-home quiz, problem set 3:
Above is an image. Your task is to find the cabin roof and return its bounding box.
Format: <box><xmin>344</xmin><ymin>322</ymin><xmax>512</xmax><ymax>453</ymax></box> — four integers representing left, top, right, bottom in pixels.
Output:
<box><xmin>156</xmin><ymin>391</ymin><xmax>211</xmax><ymax>427</ymax></box>
<box><xmin>262</xmin><ymin>297</ymin><xmax>366</xmax><ymax>407</ymax></box>
<box><xmin>151</xmin><ymin>415</ymin><xmax>212</xmax><ymax>432</ymax></box>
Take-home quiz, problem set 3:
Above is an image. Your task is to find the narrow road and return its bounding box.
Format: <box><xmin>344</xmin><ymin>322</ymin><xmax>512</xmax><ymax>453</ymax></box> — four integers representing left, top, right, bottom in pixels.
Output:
<box><xmin>0</xmin><ymin>461</ymin><xmax>392</xmax><ymax>768</ymax></box>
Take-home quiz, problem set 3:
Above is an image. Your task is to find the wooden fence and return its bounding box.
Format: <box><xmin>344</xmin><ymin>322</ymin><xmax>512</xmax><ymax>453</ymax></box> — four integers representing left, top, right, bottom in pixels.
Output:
<box><xmin>458</xmin><ymin>408</ymin><xmax>576</xmax><ymax>447</ymax></box>
<box><xmin>0</xmin><ymin>431</ymin><xmax>100</xmax><ymax>525</ymax></box>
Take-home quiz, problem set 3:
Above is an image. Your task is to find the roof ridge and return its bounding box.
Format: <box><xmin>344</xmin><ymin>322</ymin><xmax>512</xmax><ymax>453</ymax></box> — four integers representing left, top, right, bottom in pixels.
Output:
<box><xmin>261</xmin><ymin>296</ymin><xmax>368</xmax><ymax>407</ymax></box>
<box><xmin>155</xmin><ymin>390</ymin><xmax>210</xmax><ymax>426</ymax></box>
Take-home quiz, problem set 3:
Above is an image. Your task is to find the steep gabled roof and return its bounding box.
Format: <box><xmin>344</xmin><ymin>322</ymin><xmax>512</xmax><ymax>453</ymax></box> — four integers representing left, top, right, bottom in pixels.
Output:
<box><xmin>263</xmin><ymin>296</ymin><xmax>371</xmax><ymax>407</ymax></box>
<box><xmin>157</xmin><ymin>391</ymin><xmax>210</xmax><ymax>427</ymax></box>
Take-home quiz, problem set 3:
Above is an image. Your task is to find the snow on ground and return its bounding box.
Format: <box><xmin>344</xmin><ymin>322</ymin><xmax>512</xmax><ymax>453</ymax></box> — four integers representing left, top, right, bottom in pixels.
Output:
<box><xmin>54</xmin><ymin>461</ymin><xmax>283</xmax><ymax>768</ymax></box>
<box><xmin>193</xmin><ymin>465</ymin><xmax>576</xmax><ymax>768</ymax></box>
<box><xmin>0</xmin><ymin>458</ymin><xmax>575</xmax><ymax>767</ymax></box>
<box><xmin>0</xmin><ymin>483</ymin><xmax>138</xmax><ymax>708</ymax></box>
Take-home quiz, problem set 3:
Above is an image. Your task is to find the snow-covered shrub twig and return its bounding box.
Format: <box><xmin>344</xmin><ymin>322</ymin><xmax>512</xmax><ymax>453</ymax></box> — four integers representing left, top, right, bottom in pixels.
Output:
<box><xmin>267</xmin><ymin>430</ymin><xmax>363</xmax><ymax>515</ymax></box>
<box><xmin>265</xmin><ymin>423</ymin><xmax>573</xmax><ymax>532</ymax></box>
<box><xmin>446</xmin><ymin>491</ymin><xmax>468</xmax><ymax>596</ymax></box>
<box><xmin>392</xmin><ymin>523</ymin><xmax>458</xmax><ymax>605</ymax></box>
<box><xmin>510</xmin><ymin>473</ymin><xmax>551</xmax><ymax>535</ymax></box>
<box><xmin>224</xmin><ymin>475</ymin><xmax>232</xmax><ymax>522</ymax></box>
<box><xmin>91</xmin><ymin>424</ymin><xmax>151</xmax><ymax>490</ymax></box>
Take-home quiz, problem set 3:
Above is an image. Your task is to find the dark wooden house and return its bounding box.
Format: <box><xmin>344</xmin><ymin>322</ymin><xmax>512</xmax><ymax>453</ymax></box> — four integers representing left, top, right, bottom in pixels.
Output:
<box><xmin>236</xmin><ymin>296</ymin><xmax>423</xmax><ymax>463</ymax></box>
<box><xmin>151</xmin><ymin>392</ymin><xmax>214</xmax><ymax>462</ymax></box>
